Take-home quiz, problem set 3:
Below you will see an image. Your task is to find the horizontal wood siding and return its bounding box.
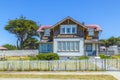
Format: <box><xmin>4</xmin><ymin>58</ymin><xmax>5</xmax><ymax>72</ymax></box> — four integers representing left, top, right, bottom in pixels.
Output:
<box><xmin>40</xmin><ymin>31</ymin><xmax>53</xmax><ymax>42</ymax></box>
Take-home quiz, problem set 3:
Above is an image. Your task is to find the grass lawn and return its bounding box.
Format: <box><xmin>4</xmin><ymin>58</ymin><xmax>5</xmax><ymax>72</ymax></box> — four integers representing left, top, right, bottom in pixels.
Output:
<box><xmin>0</xmin><ymin>74</ymin><xmax>116</xmax><ymax>80</ymax></box>
<box><xmin>5</xmin><ymin>56</ymin><xmax>31</xmax><ymax>60</ymax></box>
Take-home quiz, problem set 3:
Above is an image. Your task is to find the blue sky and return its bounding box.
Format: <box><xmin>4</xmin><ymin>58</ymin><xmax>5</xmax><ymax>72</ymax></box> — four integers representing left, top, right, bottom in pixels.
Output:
<box><xmin>0</xmin><ymin>0</ymin><xmax>120</xmax><ymax>46</ymax></box>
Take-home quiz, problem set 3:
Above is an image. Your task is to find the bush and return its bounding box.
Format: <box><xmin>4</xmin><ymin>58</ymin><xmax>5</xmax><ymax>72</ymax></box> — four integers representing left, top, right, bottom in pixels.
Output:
<box><xmin>99</xmin><ymin>54</ymin><xmax>111</xmax><ymax>59</ymax></box>
<box><xmin>79</xmin><ymin>56</ymin><xmax>89</xmax><ymax>60</ymax></box>
<box><xmin>37</xmin><ymin>53</ymin><xmax>59</xmax><ymax>60</ymax></box>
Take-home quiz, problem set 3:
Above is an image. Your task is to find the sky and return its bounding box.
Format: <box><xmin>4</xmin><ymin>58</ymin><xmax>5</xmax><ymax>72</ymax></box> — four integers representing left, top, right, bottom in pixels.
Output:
<box><xmin>0</xmin><ymin>0</ymin><xmax>120</xmax><ymax>46</ymax></box>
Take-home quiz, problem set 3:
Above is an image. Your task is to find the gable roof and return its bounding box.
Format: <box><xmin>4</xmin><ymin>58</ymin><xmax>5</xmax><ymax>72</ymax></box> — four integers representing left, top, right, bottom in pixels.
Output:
<box><xmin>86</xmin><ymin>24</ymin><xmax>102</xmax><ymax>31</ymax></box>
<box><xmin>50</xmin><ymin>16</ymin><xmax>87</xmax><ymax>30</ymax></box>
<box><xmin>37</xmin><ymin>25</ymin><xmax>52</xmax><ymax>32</ymax></box>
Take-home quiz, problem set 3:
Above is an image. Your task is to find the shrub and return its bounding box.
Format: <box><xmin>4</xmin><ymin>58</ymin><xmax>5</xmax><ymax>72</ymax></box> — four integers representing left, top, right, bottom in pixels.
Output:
<box><xmin>29</xmin><ymin>57</ymin><xmax>38</xmax><ymax>60</ymax></box>
<box><xmin>79</xmin><ymin>56</ymin><xmax>89</xmax><ymax>60</ymax></box>
<box><xmin>37</xmin><ymin>53</ymin><xmax>59</xmax><ymax>60</ymax></box>
<box><xmin>99</xmin><ymin>54</ymin><xmax>111</xmax><ymax>59</ymax></box>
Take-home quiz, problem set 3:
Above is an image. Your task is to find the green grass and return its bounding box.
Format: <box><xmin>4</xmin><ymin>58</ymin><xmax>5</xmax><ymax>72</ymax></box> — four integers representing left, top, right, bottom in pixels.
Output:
<box><xmin>5</xmin><ymin>56</ymin><xmax>31</xmax><ymax>60</ymax></box>
<box><xmin>0</xmin><ymin>74</ymin><xmax>116</xmax><ymax>80</ymax></box>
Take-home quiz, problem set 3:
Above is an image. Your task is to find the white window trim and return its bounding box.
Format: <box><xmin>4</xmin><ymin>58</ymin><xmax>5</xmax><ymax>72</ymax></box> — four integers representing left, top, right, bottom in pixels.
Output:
<box><xmin>57</xmin><ymin>41</ymin><xmax>80</xmax><ymax>52</ymax></box>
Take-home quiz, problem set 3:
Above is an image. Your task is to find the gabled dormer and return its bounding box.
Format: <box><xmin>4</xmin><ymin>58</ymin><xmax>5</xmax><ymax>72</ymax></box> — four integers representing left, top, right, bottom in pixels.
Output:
<box><xmin>50</xmin><ymin>16</ymin><xmax>87</xmax><ymax>38</ymax></box>
<box><xmin>85</xmin><ymin>24</ymin><xmax>102</xmax><ymax>40</ymax></box>
<box><xmin>37</xmin><ymin>25</ymin><xmax>53</xmax><ymax>42</ymax></box>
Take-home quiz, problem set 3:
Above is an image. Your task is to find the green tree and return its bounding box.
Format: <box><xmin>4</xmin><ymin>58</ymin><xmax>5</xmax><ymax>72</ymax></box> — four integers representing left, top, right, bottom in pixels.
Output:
<box><xmin>100</xmin><ymin>36</ymin><xmax>120</xmax><ymax>47</ymax></box>
<box><xmin>23</xmin><ymin>37</ymin><xmax>39</xmax><ymax>49</ymax></box>
<box><xmin>5</xmin><ymin>16</ymin><xmax>39</xmax><ymax>49</ymax></box>
<box><xmin>2</xmin><ymin>44</ymin><xmax>17</xmax><ymax>50</ymax></box>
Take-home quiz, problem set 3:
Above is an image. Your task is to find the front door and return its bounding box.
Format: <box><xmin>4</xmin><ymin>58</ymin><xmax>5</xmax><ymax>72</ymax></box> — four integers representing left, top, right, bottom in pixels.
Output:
<box><xmin>86</xmin><ymin>43</ymin><xmax>96</xmax><ymax>56</ymax></box>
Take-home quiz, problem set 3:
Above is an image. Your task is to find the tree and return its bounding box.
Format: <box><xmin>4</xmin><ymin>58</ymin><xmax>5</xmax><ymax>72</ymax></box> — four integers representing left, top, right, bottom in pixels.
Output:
<box><xmin>99</xmin><ymin>36</ymin><xmax>120</xmax><ymax>47</ymax></box>
<box><xmin>23</xmin><ymin>37</ymin><xmax>39</xmax><ymax>49</ymax></box>
<box><xmin>2</xmin><ymin>44</ymin><xmax>17</xmax><ymax>50</ymax></box>
<box><xmin>5</xmin><ymin>16</ymin><xmax>39</xmax><ymax>49</ymax></box>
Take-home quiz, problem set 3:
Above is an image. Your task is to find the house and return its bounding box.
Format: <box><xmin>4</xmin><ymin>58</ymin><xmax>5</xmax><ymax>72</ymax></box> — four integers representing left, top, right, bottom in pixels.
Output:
<box><xmin>37</xmin><ymin>16</ymin><xmax>102</xmax><ymax>59</ymax></box>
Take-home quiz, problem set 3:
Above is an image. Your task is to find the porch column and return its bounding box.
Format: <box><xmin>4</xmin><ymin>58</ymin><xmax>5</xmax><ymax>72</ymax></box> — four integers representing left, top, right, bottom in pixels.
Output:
<box><xmin>96</xmin><ymin>43</ymin><xmax>99</xmax><ymax>56</ymax></box>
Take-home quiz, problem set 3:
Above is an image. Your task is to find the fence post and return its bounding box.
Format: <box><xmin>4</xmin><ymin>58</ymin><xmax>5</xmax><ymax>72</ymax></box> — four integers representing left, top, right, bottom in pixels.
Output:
<box><xmin>104</xmin><ymin>59</ymin><xmax>107</xmax><ymax>71</ymax></box>
<box><xmin>79</xmin><ymin>60</ymin><xmax>80</xmax><ymax>71</ymax></box>
<box><xmin>65</xmin><ymin>60</ymin><xmax>66</xmax><ymax>71</ymax></box>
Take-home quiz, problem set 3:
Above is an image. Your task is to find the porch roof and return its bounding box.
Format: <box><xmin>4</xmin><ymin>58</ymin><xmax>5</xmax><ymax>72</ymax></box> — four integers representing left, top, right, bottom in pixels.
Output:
<box><xmin>85</xmin><ymin>40</ymin><xmax>100</xmax><ymax>43</ymax></box>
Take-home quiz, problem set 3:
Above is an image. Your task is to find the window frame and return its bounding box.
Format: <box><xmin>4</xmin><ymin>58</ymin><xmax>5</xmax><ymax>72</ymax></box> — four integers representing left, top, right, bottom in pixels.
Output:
<box><xmin>44</xmin><ymin>29</ymin><xmax>50</xmax><ymax>36</ymax></box>
<box><xmin>88</xmin><ymin>28</ymin><xmax>94</xmax><ymax>36</ymax></box>
<box><xmin>60</xmin><ymin>25</ymin><xmax>77</xmax><ymax>34</ymax></box>
<box><xmin>57</xmin><ymin>41</ymin><xmax>79</xmax><ymax>52</ymax></box>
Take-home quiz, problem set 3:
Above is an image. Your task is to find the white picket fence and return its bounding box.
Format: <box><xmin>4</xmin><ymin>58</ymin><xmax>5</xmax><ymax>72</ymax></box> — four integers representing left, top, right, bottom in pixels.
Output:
<box><xmin>0</xmin><ymin>59</ymin><xmax>119</xmax><ymax>71</ymax></box>
<box><xmin>0</xmin><ymin>50</ymin><xmax>38</xmax><ymax>57</ymax></box>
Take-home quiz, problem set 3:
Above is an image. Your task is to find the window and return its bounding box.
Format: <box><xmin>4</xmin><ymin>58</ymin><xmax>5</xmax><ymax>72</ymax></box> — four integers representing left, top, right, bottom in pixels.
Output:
<box><xmin>63</xmin><ymin>42</ymin><xmax>66</xmax><ymax>50</ymax></box>
<box><xmin>60</xmin><ymin>26</ymin><xmax>65</xmax><ymax>34</ymax></box>
<box><xmin>44</xmin><ymin>29</ymin><xmax>50</xmax><ymax>36</ymax></box>
<box><xmin>58</xmin><ymin>42</ymin><xmax>62</xmax><ymax>51</ymax></box>
<box><xmin>75</xmin><ymin>42</ymin><xmax>79</xmax><ymax>51</ymax></box>
<box><xmin>66</xmin><ymin>27</ymin><xmax>71</xmax><ymax>34</ymax></box>
<box><xmin>57</xmin><ymin>41</ymin><xmax>79</xmax><ymax>51</ymax></box>
<box><xmin>86</xmin><ymin>43</ymin><xmax>92</xmax><ymax>51</ymax></box>
<box><xmin>40</xmin><ymin>43</ymin><xmax>53</xmax><ymax>52</ymax></box>
<box><xmin>66</xmin><ymin>41</ymin><xmax>70</xmax><ymax>51</ymax></box>
<box><xmin>60</xmin><ymin>25</ymin><xmax>76</xmax><ymax>34</ymax></box>
<box><xmin>88</xmin><ymin>28</ymin><xmax>94</xmax><ymax>36</ymax></box>
<box><xmin>72</xmin><ymin>25</ymin><xmax>76</xmax><ymax>34</ymax></box>
<box><xmin>71</xmin><ymin>41</ymin><xmax>75</xmax><ymax>51</ymax></box>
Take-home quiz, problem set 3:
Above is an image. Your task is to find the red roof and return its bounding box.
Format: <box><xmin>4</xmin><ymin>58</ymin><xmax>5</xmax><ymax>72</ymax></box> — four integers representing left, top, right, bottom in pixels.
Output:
<box><xmin>0</xmin><ymin>46</ymin><xmax>7</xmax><ymax>50</ymax></box>
<box><xmin>86</xmin><ymin>24</ymin><xmax>102</xmax><ymax>31</ymax></box>
<box><xmin>37</xmin><ymin>25</ymin><xmax>52</xmax><ymax>32</ymax></box>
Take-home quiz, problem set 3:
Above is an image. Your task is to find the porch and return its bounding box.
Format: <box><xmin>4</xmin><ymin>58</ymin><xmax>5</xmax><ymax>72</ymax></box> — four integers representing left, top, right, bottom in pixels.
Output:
<box><xmin>85</xmin><ymin>39</ymin><xmax>99</xmax><ymax>56</ymax></box>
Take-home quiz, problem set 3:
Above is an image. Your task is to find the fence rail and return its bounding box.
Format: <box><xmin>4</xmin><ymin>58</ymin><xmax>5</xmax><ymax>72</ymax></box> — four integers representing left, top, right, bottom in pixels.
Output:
<box><xmin>0</xmin><ymin>59</ymin><xmax>119</xmax><ymax>71</ymax></box>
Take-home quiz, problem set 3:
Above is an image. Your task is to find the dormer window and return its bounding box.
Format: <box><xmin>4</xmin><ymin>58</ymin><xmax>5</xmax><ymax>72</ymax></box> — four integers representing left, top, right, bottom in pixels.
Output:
<box><xmin>44</xmin><ymin>29</ymin><xmax>50</xmax><ymax>36</ymax></box>
<box><xmin>60</xmin><ymin>25</ymin><xmax>77</xmax><ymax>34</ymax></box>
<box><xmin>88</xmin><ymin>28</ymin><xmax>94</xmax><ymax>36</ymax></box>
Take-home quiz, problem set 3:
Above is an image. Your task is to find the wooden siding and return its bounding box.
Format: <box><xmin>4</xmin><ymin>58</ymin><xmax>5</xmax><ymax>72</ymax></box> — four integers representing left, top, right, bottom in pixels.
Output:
<box><xmin>53</xmin><ymin>19</ymin><xmax>84</xmax><ymax>38</ymax></box>
<box><xmin>85</xmin><ymin>30</ymin><xmax>99</xmax><ymax>40</ymax></box>
<box><xmin>39</xmin><ymin>18</ymin><xmax>100</xmax><ymax>42</ymax></box>
<box><xmin>40</xmin><ymin>31</ymin><xmax>53</xmax><ymax>42</ymax></box>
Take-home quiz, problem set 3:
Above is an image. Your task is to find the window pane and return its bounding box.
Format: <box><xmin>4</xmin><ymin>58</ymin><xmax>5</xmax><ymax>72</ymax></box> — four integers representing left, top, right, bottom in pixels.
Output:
<box><xmin>63</xmin><ymin>42</ymin><xmax>66</xmax><ymax>50</ymax></box>
<box><xmin>66</xmin><ymin>41</ymin><xmax>70</xmax><ymax>50</ymax></box>
<box><xmin>88</xmin><ymin>28</ymin><xmax>94</xmax><ymax>36</ymax></box>
<box><xmin>72</xmin><ymin>25</ymin><xmax>76</xmax><ymax>34</ymax></box>
<box><xmin>58</xmin><ymin>42</ymin><xmax>62</xmax><ymax>51</ymax></box>
<box><xmin>44</xmin><ymin>29</ymin><xmax>50</xmax><ymax>36</ymax></box>
<box><xmin>42</xmin><ymin>44</ymin><xmax>47</xmax><ymax>52</ymax></box>
<box><xmin>61</xmin><ymin>26</ymin><xmax>65</xmax><ymax>34</ymax></box>
<box><xmin>71</xmin><ymin>41</ymin><xmax>75</xmax><ymax>50</ymax></box>
<box><xmin>75</xmin><ymin>42</ymin><xmax>79</xmax><ymax>51</ymax></box>
<box><xmin>66</xmin><ymin>27</ymin><xmax>71</xmax><ymax>34</ymax></box>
